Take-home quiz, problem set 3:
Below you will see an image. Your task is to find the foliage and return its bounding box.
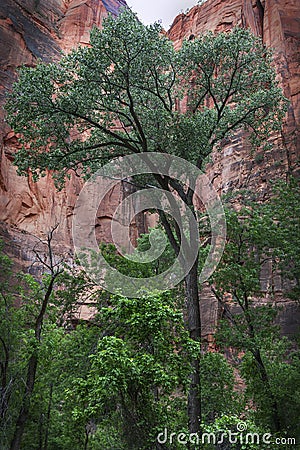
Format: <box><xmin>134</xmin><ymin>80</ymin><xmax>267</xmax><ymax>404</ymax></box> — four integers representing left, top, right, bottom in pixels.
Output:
<box><xmin>3</xmin><ymin>7</ymin><xmax>295</xmax><ymax>447</ymax></box>
<box><xmin>241</xmin><ymin>340</ymin><xmax>300</xmax><ymax>440</ymax></box>
<box><xmin>200</xmin><ymin>352</ymin><xmax>241</xmax><ymax>422</ymax></box>
<box><xmin>0</xmin><ymin>248</ymin><xmax>58</xmax><ymax>447</ymax></box>
<box><xmin>260</xmin><ymin>178</ymin><xmax>300</xmax><ymax>300</ymax></box>
<box><xmin>211</xmin><ymin>196</ymin><xmax>300</xmax><ymax>437</ymax></box>
<box><xmin>66</xmin><ymin>291</ymin><xmax>197</xmax><ymax>449</ymax></box>
<box><xmin>6</xmin><ymin>10</ymin><xmax>286</xmax><ymax>183</ymax></box>
<box><xmin>201</xmin><ymin>415</ymin><xmax>271</xmax><ymax>449</ymax></box>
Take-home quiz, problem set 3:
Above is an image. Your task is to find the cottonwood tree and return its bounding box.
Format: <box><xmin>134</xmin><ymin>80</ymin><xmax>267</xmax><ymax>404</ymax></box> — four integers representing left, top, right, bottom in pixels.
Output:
<box><xmin>6</xmin><ymin>9</ymin><xmax>286</xmax><ymax>434</ymax></box>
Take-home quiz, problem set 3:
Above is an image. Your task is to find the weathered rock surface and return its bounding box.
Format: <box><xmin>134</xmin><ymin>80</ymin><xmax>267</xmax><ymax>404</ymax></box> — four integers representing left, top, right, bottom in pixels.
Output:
<box><xmin>167</xmin><ymin>0</ymin><xmax>300</xmax><ymax>336</ymax></box>
<box><xmin>0</xmin><ymin>0</ymin><xmax>299</xmax><ymax>334</ymax></box>
<box><xmin>168</xmin><ymin>0</ymin><xmax>299</xmax><ymax>195</ymax></box>
<box><xmin>0</xmin><ymin>0</ymin><xmax>130</xmax><ymax>256</ymax></box>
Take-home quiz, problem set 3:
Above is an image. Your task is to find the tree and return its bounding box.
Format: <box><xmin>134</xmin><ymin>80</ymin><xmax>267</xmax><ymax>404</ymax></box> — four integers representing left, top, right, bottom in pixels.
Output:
<box><xmin>9</xmin><ymin>228</ymin><xmax>63</xmax><ymax>450</ymax></box>
<box><xmin>5</xmin><ymin>8</ymin><xmax>286</xmax><ymax>434</ymax></box>
<box><xmin>20</xmin><ymin>322</ymin><xmax>101</xmax><ymax>450</ymax></box>
<box><xmin>67</xmin><ymin>291</ymin><xmax>197</xmax><ymax>449</ymax></box>
<box><xmin>0</xmin><ymin>233</ymin><xmax>97</xmax><ymax>450</ymax></box>
<box><xmin>260</xmin><ymin>178</ymin><xmax>300</xmax><ymax>301</ymax></box>
<box><xmin>210</xmin><ymin>203</ymin><xmax>300</xmax><ymax>437</ymax></box>
<box><xmin>0</xmin><ymin>240</ymin><xmax>21</xmax><ymax>446</ymax></box>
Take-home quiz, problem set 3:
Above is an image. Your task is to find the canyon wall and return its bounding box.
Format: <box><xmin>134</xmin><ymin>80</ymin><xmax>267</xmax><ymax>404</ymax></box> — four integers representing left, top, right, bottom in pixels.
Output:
<box><xmin>168</xmin><ymin>0</ymin><xmax>299</xmax><ymax>195</ymax></box>
<box><xmin>0</xmin><ymin>0</ymin><xmax>138</xmax><ymax>266</ymax></box>
<box><xmin>167</xmin><ymin>0</ymin><xmax>300</xmax><ymax>338</ymax></box>
<box><xmin>0</xmin><ymin>0</ymin><xmax>299</xmax><ymax>333</ymax></box>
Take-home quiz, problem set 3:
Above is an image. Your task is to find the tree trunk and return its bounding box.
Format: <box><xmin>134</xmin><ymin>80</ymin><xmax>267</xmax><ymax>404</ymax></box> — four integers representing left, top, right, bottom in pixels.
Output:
<box><xmin>10</xmin><ymin>258</ymin><xmax>59</xmax><ymax>449</ymax></box>
<box><xmin>253</xmin><ymin>349</ymin><xmax>281</xmax><ymax>432</ymax></box>
<box><xmin>157</xmin><ymin>180</ymin><xmax>202</xmax><ymax>434</ymax></box>
<box><xmin>43</xmin><ymin>382</ymin><xmax>53</xmax><ymax>450</ymax></box>
<box><xmin>10</xmin><ymin>354</ymin><xmax>38</xmax><ymax>450</ymax></box>
<box><xmin>185</xmin><ymin>259</ymin><xmax>202</xmax><ymax>434</ymax></box>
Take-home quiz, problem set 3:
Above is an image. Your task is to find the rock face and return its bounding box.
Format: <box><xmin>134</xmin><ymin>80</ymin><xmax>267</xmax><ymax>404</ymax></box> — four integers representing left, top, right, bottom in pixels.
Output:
<box><xmin>0</xmin><ymin>0</ymin><xmax>299</xmax><ymax>333</ymax></box>
<box><xmin>0</xmin><ymin>0</ymin><xmax>132</xmax><ymax>259</ymax></box>
<box><xmin>167</xmin><ymin>0</ymin><xmax>300</xmax><ymax>337</ymax></box>
<box><xmin>168</xmin><ymin>0</ymin><xmax>299</xmax><ymax>194</ymax></box>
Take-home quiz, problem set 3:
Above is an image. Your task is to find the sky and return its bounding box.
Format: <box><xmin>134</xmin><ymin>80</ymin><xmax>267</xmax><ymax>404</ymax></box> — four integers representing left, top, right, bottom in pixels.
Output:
<box><xmin>126</xmin><ymin>0</ymin><xmax>198</xmax><ymax>30</ymax></box>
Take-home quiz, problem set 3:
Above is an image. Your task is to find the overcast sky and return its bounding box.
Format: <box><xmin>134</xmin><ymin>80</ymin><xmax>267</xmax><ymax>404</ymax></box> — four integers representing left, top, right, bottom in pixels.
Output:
<box><xmin>126</xmin><ymin>0</ymin><xmax>198</xmax><ymax>30</ymax></box>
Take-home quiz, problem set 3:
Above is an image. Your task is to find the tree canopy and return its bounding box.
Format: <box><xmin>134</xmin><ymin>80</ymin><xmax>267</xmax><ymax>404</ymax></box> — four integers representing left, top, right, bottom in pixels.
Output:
<box><xmin>6</xmin><ymin>9</ymin><xmax>286</xmax><ymax>186</ymax></box>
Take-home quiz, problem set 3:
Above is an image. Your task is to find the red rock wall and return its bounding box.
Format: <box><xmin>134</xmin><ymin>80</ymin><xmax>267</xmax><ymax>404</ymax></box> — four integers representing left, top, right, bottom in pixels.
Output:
<box><xmin>167</xmin><ymin>0</ymin><xmax>300</xmax><ymax>337</ymax></box>
<box><xmin>0</xmin><ymin>0</ymin><xmax>132</xmax><ymax>257</ymax></box>
<box><xmin>0</xmin><ymin>0</ymin><xmax>299</xmax><ymax>274</ymax></box>
<box><xmin>168</xmin><ymin>0</ymin><xmax>299</xmax><ymax>196</ymax></box>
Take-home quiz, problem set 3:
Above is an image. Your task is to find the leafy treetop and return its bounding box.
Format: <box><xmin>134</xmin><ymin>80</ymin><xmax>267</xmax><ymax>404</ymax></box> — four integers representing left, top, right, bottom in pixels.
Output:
<box><xmin>6</xmin><ymin>9</ymin><xmax>287</xmax><ymax>188</ymax></box>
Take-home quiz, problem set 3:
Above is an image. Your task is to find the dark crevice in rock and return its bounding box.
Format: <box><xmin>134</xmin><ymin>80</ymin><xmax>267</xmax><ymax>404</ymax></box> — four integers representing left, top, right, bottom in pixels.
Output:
<box><xmin>256</xmin><ymin>0</ymin><xmax>265</xmax><ymax>40</ymax></box>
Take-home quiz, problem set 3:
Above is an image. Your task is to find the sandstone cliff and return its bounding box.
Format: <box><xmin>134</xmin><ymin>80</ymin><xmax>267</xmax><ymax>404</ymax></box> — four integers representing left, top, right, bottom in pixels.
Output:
<box><xmin>0</xmin><ymin>0</ymin><xmax>299</xmax><ymax>333</ymax></box>
<box><xmin>168</xmin><ymin>0</ymin><xmax>299</xmax><ymax>195</ymax></box>
<box><xmin>0</xmin><ymin>0</ymin><xmax>132</xmax><ymax>261</ymax></box>
<box><xmin>167</xmin><ymin>0</ymin><xmax>299</xmax><ymax>337</ymax></box>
